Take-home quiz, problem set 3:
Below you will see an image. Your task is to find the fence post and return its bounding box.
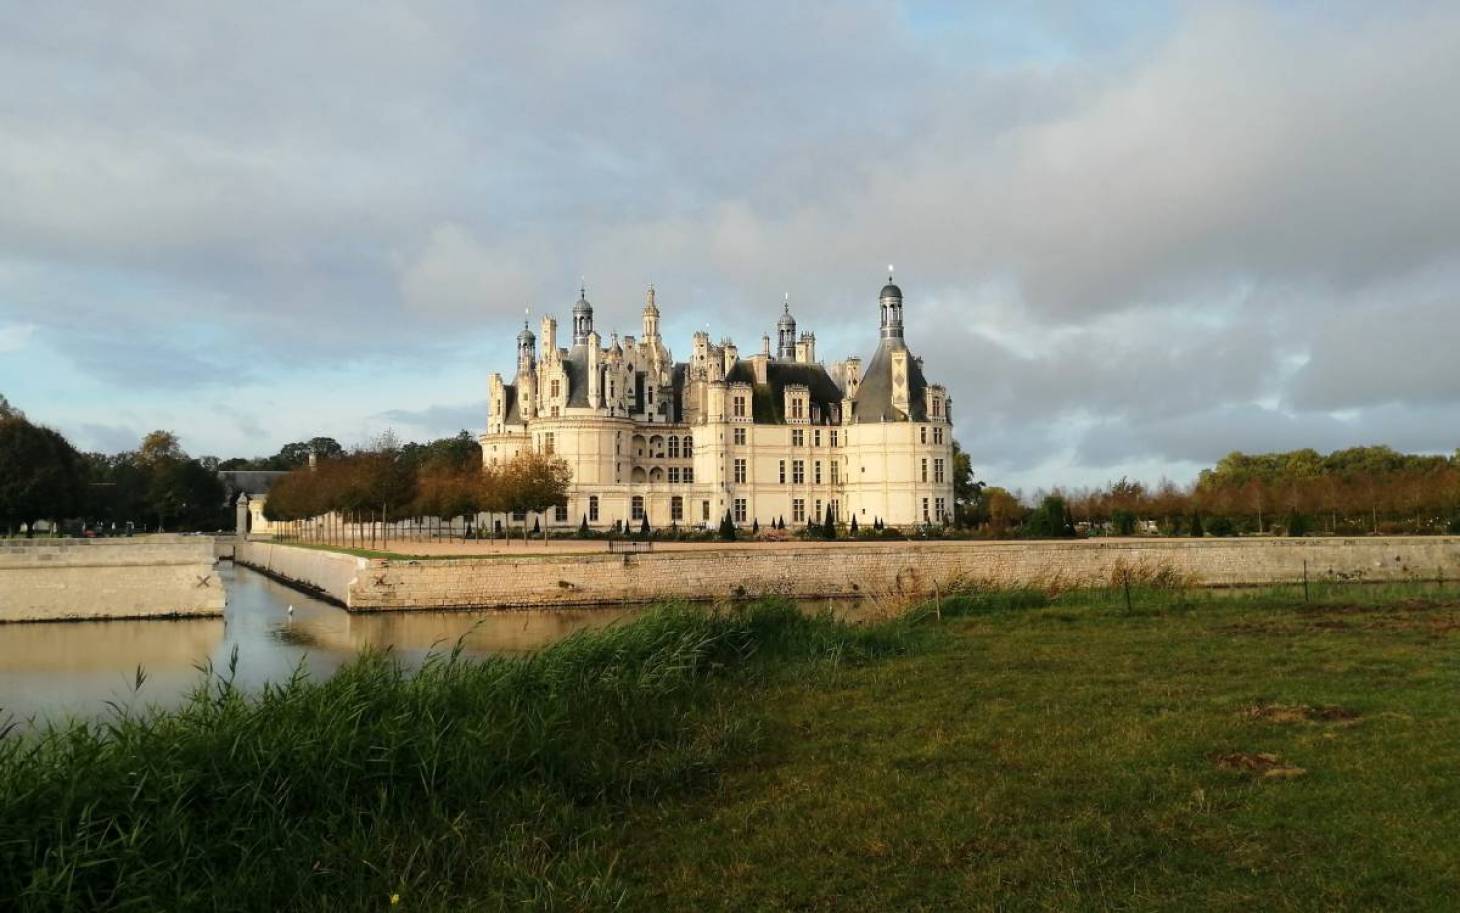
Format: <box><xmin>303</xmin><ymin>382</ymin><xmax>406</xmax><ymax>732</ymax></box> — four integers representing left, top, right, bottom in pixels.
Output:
<box><xmin>1303</xmin><ymin>560</ymin><xmax>1310</xmax><ymax>603</ymax></box>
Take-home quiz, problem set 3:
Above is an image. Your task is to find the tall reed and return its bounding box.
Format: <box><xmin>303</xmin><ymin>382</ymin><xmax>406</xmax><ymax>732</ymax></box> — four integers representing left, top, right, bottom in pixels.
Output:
<box><xmin>0</xmin><ymin>600</ymin><xmax>922</xmax><ymax>912</ymax></box>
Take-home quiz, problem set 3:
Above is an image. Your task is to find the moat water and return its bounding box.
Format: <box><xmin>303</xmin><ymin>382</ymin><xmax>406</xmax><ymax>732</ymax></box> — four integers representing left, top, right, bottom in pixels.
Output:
<box><xmin>0</xmin><ymin>564</ymin><xmax>645</xmax><ymax>729</ymax></box>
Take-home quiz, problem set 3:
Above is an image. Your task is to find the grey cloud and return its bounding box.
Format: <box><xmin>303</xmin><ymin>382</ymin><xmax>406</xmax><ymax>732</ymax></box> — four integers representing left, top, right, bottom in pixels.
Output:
<box><xmin>373</xmin><ymin>402</ymin><xmax>483</xmax><ymax>438</ymax></box>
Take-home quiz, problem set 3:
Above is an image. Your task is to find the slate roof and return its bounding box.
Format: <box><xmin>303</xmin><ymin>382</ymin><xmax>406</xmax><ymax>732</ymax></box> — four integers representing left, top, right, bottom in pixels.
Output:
<box><xmin>852</xmin><ymin>338</ymin><xmax>929</xmax><ymax>423</ymax></box>
<box><xmin>727</xmin><ymin>360</ymin><xmax>846</xmax><ymax>424</ymax></box>
<box><xmin>217</xmin><ymin>470</ymin><xmax>287</xmax><ymax>498</ymax></box>
<box><xmin>502</xmin><ymin>383</ymin><xmax>521</xmax><ymax>423</ymax></box>
<box><xmin>563</xmin><ymin>345</ymin><xmax>592</xmax><ymax>408</ymax></box>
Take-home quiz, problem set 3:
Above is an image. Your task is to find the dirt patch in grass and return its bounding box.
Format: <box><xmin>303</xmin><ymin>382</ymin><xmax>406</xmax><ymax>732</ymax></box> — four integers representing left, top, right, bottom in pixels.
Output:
<box><xmin>1213</xmin><ymin>752</ymin><xmax>1308</xmax><ymax>779</ymax></box>
<box><xmin>1222</xmin><ymin>610</ymin><xmax>1460</xmax><ymax>636</ymax></box>
<box><xmin>1241</xmin><ymin>703</ymin><xmax>1360</xmax><ymax>724</ymax></box>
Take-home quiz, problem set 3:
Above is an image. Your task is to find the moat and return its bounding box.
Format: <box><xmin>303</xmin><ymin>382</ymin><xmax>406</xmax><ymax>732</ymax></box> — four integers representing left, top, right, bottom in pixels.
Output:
<box><xmin>0</xmin><ymin>564</ymin><xmax>639</xmax><ymax>727</ymax></box>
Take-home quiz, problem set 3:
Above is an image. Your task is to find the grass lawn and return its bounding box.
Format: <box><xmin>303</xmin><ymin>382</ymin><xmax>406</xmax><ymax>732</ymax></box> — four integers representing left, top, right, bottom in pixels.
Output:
<box><xmin>617</xmin><ymin>586</ymin><xmax>1460</xmax><ymax>911</ymax></box>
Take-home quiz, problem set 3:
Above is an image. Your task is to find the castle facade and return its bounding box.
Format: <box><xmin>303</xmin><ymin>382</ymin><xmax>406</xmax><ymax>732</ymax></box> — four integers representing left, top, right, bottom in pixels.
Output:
<box><xmin>482</xmin><ymin>277</ymin><xmax>955</xmax><ymax>530</ymax></box>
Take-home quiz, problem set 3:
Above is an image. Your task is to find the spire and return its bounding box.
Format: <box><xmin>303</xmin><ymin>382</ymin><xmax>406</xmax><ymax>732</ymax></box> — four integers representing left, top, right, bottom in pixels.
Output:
<box><xmin>642</xmin><ymin>283</ymin><xmax>660</xmax><ymax>340</ymax></box>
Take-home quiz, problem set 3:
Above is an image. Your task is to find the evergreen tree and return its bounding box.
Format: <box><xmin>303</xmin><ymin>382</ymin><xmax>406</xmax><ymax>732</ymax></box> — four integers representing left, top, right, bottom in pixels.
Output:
<box><xmin>1189</xmin><ymin>511</ymin><xmax>1204</xmax><ymax>538</ymax></box>
<box><xmin>579</xmin><ymin>514</ymin><xmax>589</xmax><ymax>537</ymax></box>
<box><xmin>850</xmin><ymin>515</ymin><xmax>859</xmax><ymax>535</ymax></box>
<box><xmin>639</xmin><ymin>515</ymin><xmax>651</xmax><ymax>539</ymax></box>
<box><xmin>752</xmin><ymin>518</ymin><xmax>759</xmax><ymax>534</ymax></box>
<box><xmin>718</xmin><ymin>510</ymin><xmax>737</xmax><ymax>541</ymax></box>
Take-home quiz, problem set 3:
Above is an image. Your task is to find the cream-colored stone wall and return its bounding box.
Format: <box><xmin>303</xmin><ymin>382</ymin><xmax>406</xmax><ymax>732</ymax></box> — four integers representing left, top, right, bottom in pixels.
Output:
<box><xmin>234</xmin><ymin>540</ymin><xmax>366</xmax><ymax>603</ymax></box>
<box><xmin>236</xmin><ymin>537</ymin><xmax>1460</xmax><ymax>613</ymax></box>
<box><xmin>0</xmin><ymin>537</ymin><xmax>225</xmax><ymax>623</ymax></box>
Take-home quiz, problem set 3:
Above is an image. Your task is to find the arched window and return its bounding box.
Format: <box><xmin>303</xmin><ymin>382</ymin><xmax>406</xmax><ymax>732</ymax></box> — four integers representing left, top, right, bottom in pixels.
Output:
<box><xmin>683</xmin><ymin>436</ymin><xmax>694</xmax><ymax>458</ymax></box>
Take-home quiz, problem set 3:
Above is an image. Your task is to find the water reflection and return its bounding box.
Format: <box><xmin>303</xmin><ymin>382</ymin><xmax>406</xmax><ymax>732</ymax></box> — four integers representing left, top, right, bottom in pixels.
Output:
<box><xmin>0</xmin><ymin>564</ymin><xmax>636</xmax><ymax>728</ymax></box>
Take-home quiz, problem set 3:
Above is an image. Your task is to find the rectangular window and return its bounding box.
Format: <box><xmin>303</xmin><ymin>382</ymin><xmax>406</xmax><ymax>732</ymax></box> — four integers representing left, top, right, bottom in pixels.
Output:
<box><xmin>932</xmin><ymin>397</ymin><xmax>942</xmax><ymax>417</ymax></box>
<box><xmin>922</xmin><ymin>498</ymin><xmax>930</xmax><ymax>522</ymax></box>
<box><xmin>792</xmin><ymin>429</ymin><xmax>804</xmax><ymax>447</ymax></box>
<box><xmin>554</xmin><ymin>504</ymin><xmax>568</xmax><ymax>523</ymax></box>
<box><xmin>512</xmin><ymin>509</ymin><xmax>526</xmax><ymax>522</ymax></box>
<box><xmin>733</xmin><ymin>458</ymin><xmax>747</xmax><ymax>484</ymax></box>
<box><xmin>669</xmin><ymin>467</ymin><xmax>680</xmax><ymax>483</ymax></box>
<box><xmin>935</xmin><ymin>498</ymin><xmax>946</xmax><ymax>522</ymax></box>
<box><xmin>550</xmin><ymin>379</ymin><xmax>560</xmax><ymax>398</ymax></box>
<box><xmin>933</xmin><ymin>427</ymin><xmax>943</xmax><ymax>444</ymax></box>
<box><xmin>792</xmin><ymin>499</ymin><xmax>805</xmax><ymax>523</ymax></box>
<box><xmin>542</xmin><ymin>432</ymin><xmax>555</xmax><ymax>455</ymax></box>
<box><xmin>589</xmin><ymin>496</ymin><xmax>599</xmax><ymax>522</ymax></box>
<box><xmin>815</xmin><ymin>499</ymin><xmax>822</xmax><ymax>522</ymax></box>
<box><xmin>733</xmin><ymin>396</ymin><xmax>747</xmax><ymax>418</ymax></box>
<box><xmin>733</xmin><ymin>427</ymin><xmax>746</xmax><ymax>445</ymax></box>
<box><xmin>684</xmin><ymin>437</ymin><xmax>694</xmax><ymax>458</ymax></box>
<box><xmin>683</xmin><ymin>467</ymin><xmax>694</xmax><ymax>483</ymax></box>
<box><xmin>830</xmin><ymin>429</ymin><xmax>839</xmax><ymax>447</ymax></box>
<box><xmin>830</xmin><ymin>461</ymin><xmax>839</xmax><ymax>485</ymax></box>
<box><xmin>671</xmin><ymin>496</ymin><xmax>683</xmax><ymax>521</ymax></box>
<box><xmin>920</xmin><ymin>426</ymin><xmax>927</xmax><ymax>444</ymax></box>
<box><xmin>668</xmin><ymin>436</ymin><xmax>680</xmax><ymax>458</ymax></box>
<box><xmin>934</xmin><ymin>458</ymin><xmax>945</xmax><ymax>483</ymax></box>
<box><xmin>632</xmin><ymin>496</ymin><xmax>645</xmax><ymax>520</ymax></box>
<box><xmin>734</xmin><ymin>498</ymin><xmax>747</xmax><ymax>523</ymax></box>
<box><xmin>921</xmin><ymin>458</ymin><xmax>928</xmax><ymax>483</ymax></box>
<box><xmin>814</xmin><ymin>461</ymin><xmax>822</xmax><ymax>485</ymax></box>
<box><xmin>702</xmin><ymin>500</ymin><xmax>710</xmax><ymax>521</ymax></box>
<box><xmin>792</xmin><ymin>460</ymin><xmax>805</xmax><ymax>484</ymax></box>
<box><xmin>814</xmin><ymin>430</ymin><xmax>821</xmax><ymax>447</ymax></box>
<box><xmin>778</xmin><ymin>460</ymin><xmax>786</xmax><ymax>484</ymax></box>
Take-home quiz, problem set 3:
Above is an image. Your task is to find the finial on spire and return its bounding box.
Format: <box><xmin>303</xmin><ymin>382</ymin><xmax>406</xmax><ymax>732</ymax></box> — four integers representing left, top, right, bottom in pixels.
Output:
<box><xmin>783</xmin><ymin>292</ymin><xmax>790</xmax><ymax>313</ymax></box>
<box><xmin>888</xmin><ymin>263</ymin><xmax>895</xmax><ymax>282</ymax></box>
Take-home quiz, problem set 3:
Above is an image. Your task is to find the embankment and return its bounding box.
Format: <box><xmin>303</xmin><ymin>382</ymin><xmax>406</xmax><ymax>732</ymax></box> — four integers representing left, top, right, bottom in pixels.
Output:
<box><xmin>235</xmin><ymin>536</ymin><xmax>1460</xmax><ymax>612</ymax></box>
<box><xmin>0</xmin><ymin>537</ymin><xmax>225</xmax><ymax>623</ymax></box>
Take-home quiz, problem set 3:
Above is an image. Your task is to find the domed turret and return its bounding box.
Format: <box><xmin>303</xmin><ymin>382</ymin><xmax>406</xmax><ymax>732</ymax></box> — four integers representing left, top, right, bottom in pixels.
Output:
<box><xmin>572</xmin><ymin>286</ymin><xmax>593</xmax><ymax>345</ymax></box>
<box><xmin>777</xmin><ymin>295</ymin><xmax>797</xmax><ymax>359</ymax></box>
<box><xmin>516</xmin><ymin>320</ymin><xmax>536</xmax><ymax>372</ymax></box>
<box><xmin>879</xmin><ymin>271</ymin><xmax>904</xmax><ymax>340</ymax></box>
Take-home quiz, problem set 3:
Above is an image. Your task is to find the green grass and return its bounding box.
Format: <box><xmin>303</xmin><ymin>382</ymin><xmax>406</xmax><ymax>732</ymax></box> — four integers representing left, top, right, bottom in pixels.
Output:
<box><xmin>3</xmin><ymin>583</ymin><xmax>1458</xmax><ymax>911</ymax></box>
<box><xmin>620</xmin><ymin>583</ymin><xmax>1460</xmax><ymax>911</ymax></box>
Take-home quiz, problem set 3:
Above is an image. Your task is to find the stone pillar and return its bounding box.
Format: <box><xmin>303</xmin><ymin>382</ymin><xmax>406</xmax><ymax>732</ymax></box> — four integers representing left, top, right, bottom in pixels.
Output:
<box><xmin>236</xmin><ymin>494</ymin><xmax>250</xmax><ymax>537</ymax></box>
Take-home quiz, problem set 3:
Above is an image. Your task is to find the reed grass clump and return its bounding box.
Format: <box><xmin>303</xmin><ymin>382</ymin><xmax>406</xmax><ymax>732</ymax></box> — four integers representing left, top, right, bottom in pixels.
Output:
<box><xmin>0</xmin><ymin>600</ymin><xmax>922</xmax><ymax>912</ymax></box>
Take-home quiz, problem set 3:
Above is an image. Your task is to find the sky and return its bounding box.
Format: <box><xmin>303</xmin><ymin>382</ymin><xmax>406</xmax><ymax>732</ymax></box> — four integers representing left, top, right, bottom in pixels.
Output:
<box><xmin>2</xmin><ymin>1</ymin><xmax>1458</xmax><ymax>493</ymax></box>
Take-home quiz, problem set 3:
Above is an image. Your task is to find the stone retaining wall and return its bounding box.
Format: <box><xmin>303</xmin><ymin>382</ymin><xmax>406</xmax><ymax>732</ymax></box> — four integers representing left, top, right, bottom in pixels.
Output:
<box><xmin>0</xmin><ymin>537</ymin><xmax>225</xmax><ymax>623</ymax></box>
<box><xmin>235</xmin><ymin>537</ymin><xmax>1460</xmax><ymax>612</ymax></box>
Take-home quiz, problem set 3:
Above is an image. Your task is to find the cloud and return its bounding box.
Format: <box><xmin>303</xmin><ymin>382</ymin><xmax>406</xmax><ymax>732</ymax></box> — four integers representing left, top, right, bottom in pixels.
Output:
<box><xmin>0</xmin><ymin>322</ymin><xmax>36</xmax><ymax>353</ymax></box>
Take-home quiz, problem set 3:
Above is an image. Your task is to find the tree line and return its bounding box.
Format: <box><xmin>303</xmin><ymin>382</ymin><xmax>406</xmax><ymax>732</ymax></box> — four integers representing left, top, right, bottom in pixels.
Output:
<box><xmin>261</xmin><ymin>434</ymin><xmax>571</xmax><ymax>546</ymax></box>
<box><xmin>1</xmin><ymin>397</ymin><xmax>226</xmax><ymax>535</ymax></box>
<box><xmin>975</xmin><ymin>446</ymin><xmax>1460</xmax><ymax>538</ymax></box>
